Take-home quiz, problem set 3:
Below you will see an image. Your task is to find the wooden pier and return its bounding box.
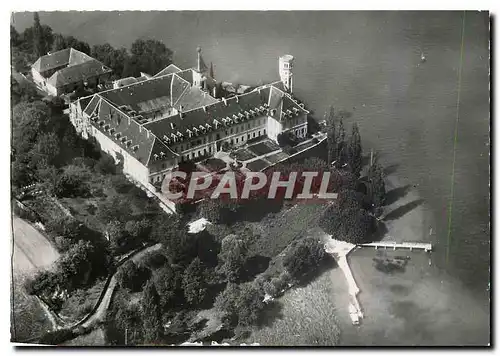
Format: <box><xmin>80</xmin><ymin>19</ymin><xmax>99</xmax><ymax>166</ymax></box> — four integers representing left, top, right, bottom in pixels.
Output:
<box><xmin>358</xmin><ymin>241</ymin><xmax>433</xmax><ymax>252</ymax></box>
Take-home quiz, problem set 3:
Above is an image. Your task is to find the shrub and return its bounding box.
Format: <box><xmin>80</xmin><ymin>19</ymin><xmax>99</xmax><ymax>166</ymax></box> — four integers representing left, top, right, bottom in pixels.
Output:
<box><xmin>283</xmin><ymin>238</ymin><xmax>326</xmax><ymax>281</ymax></box>
<box><xmin>95</xmin><ymin>155</ymin><xmax>117</xmax><ymax>175</ymax></box>
<box><xmin>117</xmin><ymin>260</ymin><xmax>151</xmax><ymax>292</ymax></box>
<box><xmin>263</xmin><ymin>271</ymin><xmax>292</xmax><ymax>298</ymax></box>
<box><xmin>140</xmin><ymin>250</ymin><xmax>167</xmax><ymax>270</ymax></box>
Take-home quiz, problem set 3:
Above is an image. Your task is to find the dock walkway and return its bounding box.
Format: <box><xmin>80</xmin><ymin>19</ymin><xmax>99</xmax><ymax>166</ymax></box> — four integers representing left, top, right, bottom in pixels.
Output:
<box><xmin>359</xmin><ymin>241</ymin><xmax>432</xmax><ymax>252</ymax></box>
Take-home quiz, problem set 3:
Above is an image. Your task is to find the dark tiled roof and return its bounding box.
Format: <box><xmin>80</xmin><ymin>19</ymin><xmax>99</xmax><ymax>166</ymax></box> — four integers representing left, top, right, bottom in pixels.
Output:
<box><xmin>99</xmin><ymin>74</ymin><xmax>175</xmax><ymax>113</ymax></box>
<box><xmin>155</xmin><ymin>64</ymin><xmax>182</xmax><ymax>77</ymax></box>
<box><xmin>144</xmin><ymin>89</ymin><xmax>271</xmax><ymax>140</ymax></box>
<box><xmin>32</xmin><ymin>48</ymin><xmax>71</xmax><ymax>73</ymax></box>
<box><xmin>32</xmin><ymin>48</ymin><xmax>94</xmax><ymax>74</ymax></box>
<box><xmin>171</xmin><ymin>75</ymin><xmax>191</xmax><ymax>106</ymax></box>
<box><xmin>78</xmin><ymin>96</ymin><xmax>92</xmax><ymax>112</ymax></box>
<box><xmin>91</xmin><ymin>98</ymin><xmax>175</xmax><ymax>165</ymax></box>
<box><xmin>48</xmin><ymin>59</ymin><xmax>111</xmax><ymax>88</ymax></box>
<box><xmin>83</xmin><ymin>95</ymin><xmax>101</xmax><ymax>116</ymax></box>
<box><xmin>175</xmin><ymin>86</ymin><xmax>218</xmax><ymax>112</ymax></box>
<box><xmin>176</xmin><ymin>69</ymin><xmax>194</xmax><ymax>85</ymax></box>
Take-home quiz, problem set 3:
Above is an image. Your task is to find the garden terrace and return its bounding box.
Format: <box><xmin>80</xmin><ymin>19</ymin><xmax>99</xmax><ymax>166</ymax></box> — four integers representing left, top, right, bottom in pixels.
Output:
<box><xmin>246</xmin><ymin>159</ymin><xmax>270</xmax><ymax>172</ymax></box>
<box><xmin>248</xmin><ymin>140</ymin><xmax>280</xmax><ymax>157</ymax></box>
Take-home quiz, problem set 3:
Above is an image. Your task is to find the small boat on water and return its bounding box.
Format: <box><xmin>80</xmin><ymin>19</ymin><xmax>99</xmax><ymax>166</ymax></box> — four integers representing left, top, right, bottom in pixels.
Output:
<box><xmin>420</xmin><ymin>53</ymin><xmax>427</xmax><ymax>63</ymax></box>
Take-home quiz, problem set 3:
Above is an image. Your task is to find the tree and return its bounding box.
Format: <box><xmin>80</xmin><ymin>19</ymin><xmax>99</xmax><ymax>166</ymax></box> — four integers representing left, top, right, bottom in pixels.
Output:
<box><xmin>320</xmin><ymin>189</ymin><xmax>374</xmax><ymax>244</ymax></box>
<box><xmin>123</xmin><ymin>39</ymin><xmax>173</xmax><ymax>77</ymax></box>
<box><xmin>45</xmin><ymin>215</ymin><xmax>83</xmax><ymax>241</ymax></box>
<box><xmin>106</xmin><ymin>220</ymin><xmax>129</xmax><ymax>254</ymax></box>
<box><xmin>213</xmin><ymin>282</ymin><xmax>265</xmax><ymax>328</ymax></box>
<box><xmin>125</xmin><ymin>219</ymin><xmax>152</xmax><ymax>241</ymax></box>
<box><xmin>63</xmin><ymin>36</ymin><xmax>91</xmax><ymax>54</ymax></box>
<box><xmin>283</xmin><ymin>238</ymin><xmax>326</xmax><ymax>281</ymax></box>
<box><xmin>367</xmin><ymin>155</ymin><xmax>386</xmax><ymax>209</ymax></box>
<box><xmin>198</xmin><ymin>198</ymin><xmax>240</xmax><ymax>225</ymax></box>
<box><xmin>51</xmin><ymin>33</ymin><xmax>66</xmax><ymax>52</ymax></box>
<box><xmin>11</xmin><ymin>25</ymin><xmax>20</xmax><ymax>47</ymax></box>
<box><xmin>214</xmin><ymin>282</ymin><xmax>240</xmax><ymax>326</ymax></box>
<box><xmin>152</xmin><ymin>265</ymin><xmax>183</xmax><ymax>310</ymax></box>
<box><xmin>347</xmin><ymin>123</ymin><xmax>363</xmax><ymax>177</ymax></box>
<box><xmin>112</xmin><ymin>302</ymin><xmax>144</xmax><ymax>345</ymax></box>
<box><xmin>117</xmin><ymin>260</ymin><xmax>150</xmax><ymax>292</ymax></box>
<box><xmin>325</xmin><ymin>106</ymin><xmax>337</xmax><ymax>165</ymax></box>
<box><xmin>277</xmin><ymin>131</ymin><xmax>298</xmax><ymax>148</ymax></box>
<box><xmin>182</xmin><ymin>257</ymin><xmax>208</xmax><ymax>305</ymax></box>
<box><xmin>95</xmin><ymin>154</ymin><xmax>116</xmax><ymax>175</ymax></box>
<box><xmin>52</xmin><ymin>169</ymin><xmax>89</xmax><ymax>198</ymax></box>
<box><xmin>91</xmin><ymin>44</ymin><xmax>128</xmax><ymax>79</ymax></box>
<box><xmin>141</xmin><ymin>280</ymin><xmax>164</xmax><ymax>344</ymax></box>
<box><xmin>56</xmin><ymin>239</ymin><xmax>109</xmax><ymax>291</ymax></box>
<box><xmin>34</xmin><ymin>132</ymin><xmax>60</xmax><ymax>166</ymax></box>
<box><xmin>32</xmin><ymin>13</ymin><xmax>47</xmax><ymax>57</ymax></box>
<box><xmin>235</xmin><ymin>283</ymin><xmax>265</xmax><ymax>327</ymax></box>
<box><xmin>336</xmin><ymin>117</ymin><xmax>347</xmax><ymax>165</ymax></box>
<box><xmin>96</xmin><ymin>195</ymin><xmax>133</xmax><ymax>223</ymax></box>
<box><xmin>217</xmin><ymin>234</ymin><xmax>248</xmax><ymax>282</ymax></box>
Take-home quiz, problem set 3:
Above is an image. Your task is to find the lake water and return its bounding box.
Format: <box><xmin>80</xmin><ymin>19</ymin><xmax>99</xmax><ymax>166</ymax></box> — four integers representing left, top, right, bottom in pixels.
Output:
<box><xmin>12</xmin><ymin>10</ymin><xmax>491</xmax><ymax>343</ymax></box>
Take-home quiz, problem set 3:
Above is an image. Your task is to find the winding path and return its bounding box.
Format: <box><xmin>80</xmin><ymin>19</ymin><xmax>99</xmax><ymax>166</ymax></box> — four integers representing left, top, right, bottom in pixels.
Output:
<box><xmin>38</xmin><ymin>243</ymin><xmax>163</xmax><ymax>334</ymax></box>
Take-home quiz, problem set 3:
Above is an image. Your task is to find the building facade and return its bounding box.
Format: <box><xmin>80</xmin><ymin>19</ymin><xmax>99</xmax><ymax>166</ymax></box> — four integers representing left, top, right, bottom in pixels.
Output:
<box><xmin>69</xmin><ymin>50</ymin><xmax>308</xmax><ymax>189</ymax></box>
<box><xmin>31</xmin><ymin>48</ymin><xmax>112</xmax><ymax>96</ymax></box>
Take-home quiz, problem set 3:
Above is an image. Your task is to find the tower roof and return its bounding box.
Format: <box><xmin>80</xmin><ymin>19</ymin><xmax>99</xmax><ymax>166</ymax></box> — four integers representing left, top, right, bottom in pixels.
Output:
<box><xmin>196</xmin><ymin>47</ymin><xmax>209</xmax><ymax>73</ymax></box>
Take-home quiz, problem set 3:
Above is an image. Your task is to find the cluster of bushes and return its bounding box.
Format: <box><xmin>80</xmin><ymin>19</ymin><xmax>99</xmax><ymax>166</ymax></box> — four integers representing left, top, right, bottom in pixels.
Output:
<box><xmin>319</xmin><ymin>189</ymin><xmax>375</xmax><ymax>244</ymax></box>
<box><xmin>104</xmin><ymin>218</ymin><xmax>226</xmax><ymax>345</ymax></box>
<box><xmin>194</xmin><ymin>157</ymin><xmax>356</xmax><ymax>225</ymax></box>
<box><xmin>25</xmin><ymin>239</ymin><xmax>113</xmax><ymax>311</ymax></box>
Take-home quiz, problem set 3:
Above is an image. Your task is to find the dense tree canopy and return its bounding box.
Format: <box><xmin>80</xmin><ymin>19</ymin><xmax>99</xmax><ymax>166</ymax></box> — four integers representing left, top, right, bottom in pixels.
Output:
<box><xmin>283</xmin><ymin>238</ymin><xmax>326</xmax><ymax>280</ymax></box>
<box><xmin>320</xmin><ymin>189</ymin><xmax>374</xmax><ymax>244</ymax></box>
<box><xmin>117</xmin><ymin>260</ymin><xmax>151</xmax><ymax>292</ymax></box>
<box><xmin>141</xmin><ymin>280</ymin><xmax>164</xmax><ymax>344</ymax></box>
<box><xmin>182</xmin><ymin>257</ymin><xmax>208</xmax><ymax>306</ymax></box>
<box><xmin>368</xmin><ymin>157</ymin><xmax>386</xmax><ymax>209</ymax></box>
<box><xmin>347</xmin><ymin>123</ymin><xmax>363</xmax><ymax>177</ymax></box>
<box><xmin>124</xmin><ymin>39</ymin><xmax>173</xmax><ymax>77</ymax></box>
<box><xmin>217</xmin><ymin>234</ymin><xmax>249</xmax><ymax>282</ymax></box>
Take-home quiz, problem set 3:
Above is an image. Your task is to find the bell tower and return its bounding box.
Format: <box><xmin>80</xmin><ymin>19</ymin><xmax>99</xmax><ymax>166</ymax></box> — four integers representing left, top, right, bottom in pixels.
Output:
<box><xmin>279</xmin><ymin>54</ymin><xmax>294</xmax><ymax>93</ymax></box>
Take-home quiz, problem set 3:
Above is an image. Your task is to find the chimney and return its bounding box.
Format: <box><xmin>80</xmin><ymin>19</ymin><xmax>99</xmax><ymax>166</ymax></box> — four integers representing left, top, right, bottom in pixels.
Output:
<box><xmin>236</xmin><ymin>96</ymin><xmax>239</xmax><ymax>103</ymax></box>
<box><xmin>203</xmin><ymin>106</ymin><xmax>207</xmax><ymax>113</ymax></box>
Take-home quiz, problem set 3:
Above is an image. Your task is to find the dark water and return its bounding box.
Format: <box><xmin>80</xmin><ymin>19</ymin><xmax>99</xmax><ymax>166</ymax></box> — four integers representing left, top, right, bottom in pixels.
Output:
<box><xmin>12</xmin><ymin>10</ymin><xmax>490</xmax><ymax>342</ymax></box>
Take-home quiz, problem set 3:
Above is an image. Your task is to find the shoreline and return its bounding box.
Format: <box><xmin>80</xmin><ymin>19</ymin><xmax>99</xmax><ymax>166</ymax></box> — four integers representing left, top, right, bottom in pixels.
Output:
<box><xmin>334</xmin><ymin>173</ymin><xmax>490</xmax><ymax>346</ymax></box>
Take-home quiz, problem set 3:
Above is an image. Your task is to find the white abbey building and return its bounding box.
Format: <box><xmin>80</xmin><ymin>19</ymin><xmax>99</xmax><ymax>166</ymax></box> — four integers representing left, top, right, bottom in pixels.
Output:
<box><xmin>69</xmin><ymin>50</ymin><xmax>308</xmax><ymax>188</ymax></box>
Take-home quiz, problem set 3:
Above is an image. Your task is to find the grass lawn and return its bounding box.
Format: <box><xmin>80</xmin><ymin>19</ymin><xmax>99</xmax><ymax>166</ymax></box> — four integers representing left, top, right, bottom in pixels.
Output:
<box><xmin>202</xmin><ymin>158</ymin><xmax>227</xmax><ymax>172</ymax></box>
<box><xmin>246</xmin><ymin>159</ymin><xmax>270</xmax><ymax>172</ymax></box>
<box><xmin>245</xmin><ymin>202</ymin><xmax>328</xmax><ymax>259</ymax></box>
<box><xmin>248</xmin><ymin>141</ymin><xmax>280</xmax><ymax>157</ymax></box>
<box><xmin>241</xmin><ymin>269</ymin><xmax>342</xmax><ymax>346</ymax></box>
<box><xmin>265</xmin><ymin>152</ymin><xmax>289</xmax><ymax>164</ymax></box>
